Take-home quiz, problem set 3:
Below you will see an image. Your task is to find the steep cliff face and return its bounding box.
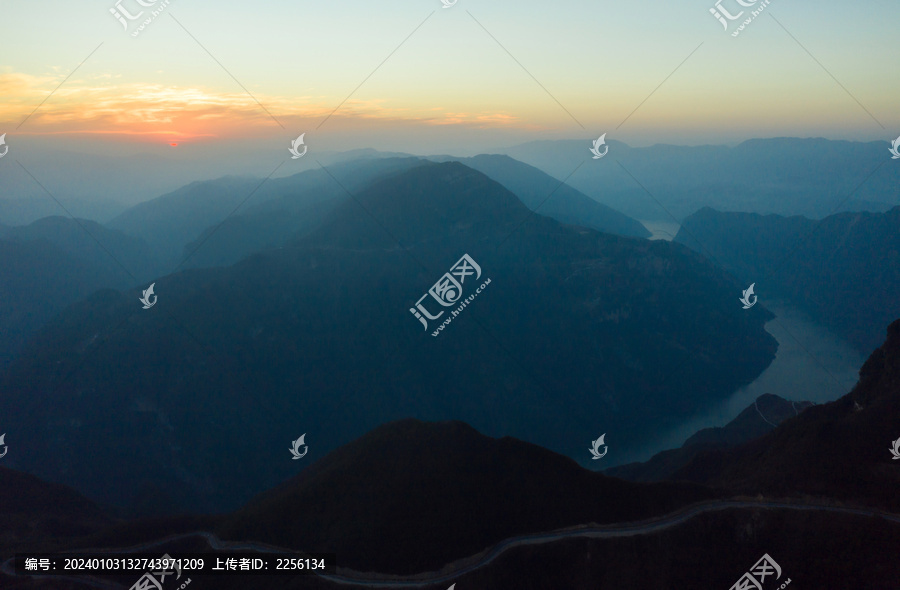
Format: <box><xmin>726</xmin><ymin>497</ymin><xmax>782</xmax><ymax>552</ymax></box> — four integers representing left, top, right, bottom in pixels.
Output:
<box><xmin>676</xmin><ymin>206</ymin><xmax>900</xmax><ymax>355</ymax></box>
<box><xmin>673</xmin><ymin>319</ymin><xmax>900</xmax><ymax>511</ymax></box>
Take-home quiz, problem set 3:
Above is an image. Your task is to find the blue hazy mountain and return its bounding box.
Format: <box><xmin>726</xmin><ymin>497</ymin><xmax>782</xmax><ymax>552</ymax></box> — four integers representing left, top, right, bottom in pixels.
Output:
<box><xmin>114</xmin><ymin>154</ymin><xmax>648</xmax><ymax>272</ymax></box>
<box><xmin>674</xmin><ymin>205</ymin><xmax>900</xmax><ymax>355</ymax></box>
<box><xmin>107</xmin><ymin>175</ymin><xmax>273</xmax><ymax>268</ymax></box>
<box><xmin>176</xmin><ymin>157</ymin><xmax>433</xmax><ymax>269</ymax></box>
<box><xmin>501</xmin><ymin>137</ymin><xmax>899</xmax><ymax>221</ymax></box>
<box><xmin>0</xmin><ymin>196</ymin><xmax>126</xmax><ymax>226</ymax></box>
<box><xmin>107</xmin><ymin>158</ymin><xmax>448</xmax><ymax>270</ymax></box>
<box><xmin>426</xmin><ymin>154</ymin><xmax>650</xmax><ymax>238</ymax></box>
<box><xmin>0</xmin><ymin>216</ymin><xmax>158</xmax><ymax>368</ymax></box>
<box><xmin>1</xmin><ymin>161</ymin><xmax>775</xmax><ymax>516</ymax></box>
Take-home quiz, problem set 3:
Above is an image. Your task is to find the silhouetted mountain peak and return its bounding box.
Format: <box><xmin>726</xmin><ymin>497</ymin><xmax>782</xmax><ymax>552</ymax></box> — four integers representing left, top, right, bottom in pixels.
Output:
<box><xmin>308</xmin><ymin>161</ymin><xmax>528</xmax><ymax>249</ymax></box>
<box><xmin>424</xmin><ymin>154</ymin><xmax>651</xmax><ymax>238</ymax></box>
<box><xmin>238</xmin><ymin>418</ymin><xmax>588</xmax><ymax>519</ymax></box>
<box><xmin>218</xmin><ymin>418</ymin><xmax>714</xmax><ymax>574</ymax></box>
<box><xmin>374</xmin><ymin>160</ymin><xmax>526</xmax><ymax>215</ymax></box>
<box><xmin>292</xmin><ymin>418</ymin><xmax>584</xmax><ymax>488</ymax></box>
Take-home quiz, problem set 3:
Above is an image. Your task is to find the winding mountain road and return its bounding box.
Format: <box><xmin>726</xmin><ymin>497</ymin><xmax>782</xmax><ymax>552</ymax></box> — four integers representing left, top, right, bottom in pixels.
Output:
<box><xmin>3</xmin><ymin>500</ymin><xmax>898</xmax><ymax>588</ymax></box>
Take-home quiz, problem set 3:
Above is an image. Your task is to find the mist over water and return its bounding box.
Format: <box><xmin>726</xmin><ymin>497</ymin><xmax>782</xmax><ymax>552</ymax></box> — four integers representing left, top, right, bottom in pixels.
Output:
<box><xmin>639</xmin><ymin>219</ymin><xmax>680</xmax><ymax>241</ymax></box>
<box><xmin>610</xmin><ymin>299</ymin><xmax>866</xmax><ymax>467</ymax></box>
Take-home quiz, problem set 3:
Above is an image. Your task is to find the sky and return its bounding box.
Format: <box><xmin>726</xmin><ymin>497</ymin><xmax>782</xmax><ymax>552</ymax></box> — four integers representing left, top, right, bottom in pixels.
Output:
<box><xmin>0</xmin><ymin>0</ymin><xmax>898</xmax><ymax>181</ymax></box>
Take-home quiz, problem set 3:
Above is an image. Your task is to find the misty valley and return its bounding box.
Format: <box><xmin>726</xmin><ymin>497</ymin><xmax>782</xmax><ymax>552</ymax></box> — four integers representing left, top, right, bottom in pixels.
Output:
<box><xmin>2</xmin><ymin>2</ymin><xmax>900</xmax><ymax>588</ymax></box>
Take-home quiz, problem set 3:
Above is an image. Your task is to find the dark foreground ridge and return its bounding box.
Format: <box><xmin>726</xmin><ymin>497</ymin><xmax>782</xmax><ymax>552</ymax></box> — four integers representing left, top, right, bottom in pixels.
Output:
<box><xmin>4</xmin><ymin>500</ymin><xmax>898</xmax><ymax>589</ymax></box>
<box><xmin>608</xmin><ymin>393</ymin><xmax>814</xmax><ymax>482</ymax></box>
<box><xmin>215</xmin><ymin>418</ymin><xmax>716</xmax><ymax>574</ymax></box>
<box><xmin>4</xmin><ymin>310</ymin><xmax>900</xmax><ymax>588</ymax></box>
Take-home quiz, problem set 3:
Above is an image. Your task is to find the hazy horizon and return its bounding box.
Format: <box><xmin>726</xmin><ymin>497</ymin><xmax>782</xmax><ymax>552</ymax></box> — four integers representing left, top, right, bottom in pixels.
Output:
<box><xmin>4</xmin><ymin>0</ymin><xmax>898</xmax><ymax>220</ymax></box>
<box><xmin>1</xmin><ymin>135</ymin><xmax>895</xmax><ymax>214</ymax></box>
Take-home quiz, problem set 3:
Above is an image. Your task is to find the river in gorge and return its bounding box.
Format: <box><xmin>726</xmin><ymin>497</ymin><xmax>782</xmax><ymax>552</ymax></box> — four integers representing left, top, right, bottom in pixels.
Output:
<box><xmin>609</xmin><ymin>298</ymin><xmax>868</xmax><ymax>467</ymax></box>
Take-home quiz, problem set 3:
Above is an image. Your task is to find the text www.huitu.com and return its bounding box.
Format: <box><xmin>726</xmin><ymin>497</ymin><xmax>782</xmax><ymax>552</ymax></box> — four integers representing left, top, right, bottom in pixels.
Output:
<box><xmin>431</xmin><ymin>278</ymin><xmax>492</xmax><ymax>337</ymax></box>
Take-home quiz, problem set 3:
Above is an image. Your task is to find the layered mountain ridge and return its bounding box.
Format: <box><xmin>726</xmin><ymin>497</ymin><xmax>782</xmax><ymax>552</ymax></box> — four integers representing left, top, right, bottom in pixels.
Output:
<box><xmin>675</xmin><ymin>206</ymin><xmax>900</xmax><ymax>355</ymax></box>
<box><xmin>0</xmin><ymin>217</ymin><xmax>157</xmax><ymax>368</ymax></box>
<box><xmin>1</xmin><ymin>161</ymin><xmax>775</xmax><ymax>516</ymax></box>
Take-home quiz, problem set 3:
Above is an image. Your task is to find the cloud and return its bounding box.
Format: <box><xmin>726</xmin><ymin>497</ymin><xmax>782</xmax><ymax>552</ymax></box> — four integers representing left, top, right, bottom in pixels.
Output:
<box><xmin>0</xmin><ymin>70</ymin><xmax>534</xmax><ymax>140</ymax></box>
<box><xmin>424</xmin><ymin>111</ymin><xmax>523</xmax><ymax>127</ymax></box>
